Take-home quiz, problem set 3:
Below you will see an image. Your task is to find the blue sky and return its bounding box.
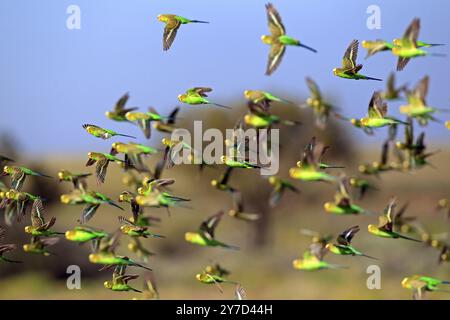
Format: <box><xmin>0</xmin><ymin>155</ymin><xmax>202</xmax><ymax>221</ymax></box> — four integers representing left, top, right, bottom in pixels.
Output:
<box><xmin>0</xmin><ymin>0</ymin><xmax>449</xmax><ymax>154</ymax></box>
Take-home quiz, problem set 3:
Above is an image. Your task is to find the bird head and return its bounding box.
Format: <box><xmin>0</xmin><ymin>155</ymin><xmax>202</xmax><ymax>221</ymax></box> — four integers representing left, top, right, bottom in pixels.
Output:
<box><xmin>24</xmin><ymin>226</ymin><xmax>33</xmax><ymax>234</ymax></box>
<box><xmin>228</xmin><ymin>210</ymin><xmax>237</xmax><ymax>217</ymax></box>
<box><xmin>161</xmin><ymin>138</ymin><xmax>170</xmax><ymax>146</ymax></box>
<box><xmin>104</xmin><ymin>281</ymin><xmax>113</xmax><ymax>289</ymax></box>
<box><xmin>350</xmin><ymin>118</ymin><xmax>358</xmax><ymax>126</ymax></box>
<box><xmin>243</xmin><ymin>114</ymin><xmax>252</xmax><ymax>124</ymax></box>
<box><xmin>184</xmin><ymin>232</ymin><xmax>197</xmax><ymax>242</ymax></box>
<box><xmin>210</xmin><ymin>180</ymin><xmax>218</xmax><ymax>187</ymax></box>
<box><xmin>392</xmin><ymin>39</ymin><xmax>401</xmax><ymax>46</ymax></box>
<box><xmin>332</xmin><ymin>68</ymin><xmax>338</xmax><ymax>76</ymax></box>
<box><xmin>367</xmin><ymin>224</ymin><xmax>378</xmax><ymax>234</ymax></box>
<box><xmin>260</xmin><ymin>35</ymin><xmax>272</xmax><ymax>44</ymax></box>
<box><xmin>105</xmin><ymin>111</ymin><xmax>112</xmax><ymax>118</ymax></box>
<box><xmin>23</xmin><ymin>244</ymin><xmax>31</xmax><ymax>252</ymax></box>
<box><xmin>57</xmin><ymin>170</ymin><xmax>69</xmax><ymax>181</ymax></box>
<box><xmin>119</xmin><ymin>191</ymin><xmax>132</xmax><ymax>202</ymax></box>
<box><xmin>268</xmin><ymin>176</ymin><xmax>277</xmax><ymax>185</ymax></box>
<box><xmin>401</xmin><ymin>277</ymin><xmax>410</xmax><ymax>289</ymax></box>
<box><xmin>88</xmin><ymin>253</ymin><xmax>99</xmax><ymax>263</ymax></box>
<box><xmin>220</xmin><ymin>156</ymin><xmax>227</xmax><ymax>164</ymax></box>
<box><xmin>60</xmin><ymin>194</ymin><xmax>72</xmax><ymax>204</ymax></box>
<box><xmin>65</xmin><ymin>230</ymin><xmax>77</xmax><ymax>240</ymax></box>
<box><xmin>6</xmin><ymin>190</ymin><xmax>18</xmax><ymax>199</ymax></box>
<box><xmin>177</xmin><ymin>94</ymin><xmax>186</xmax><ymax>102</ymax></box>
<box><xmin>292</xmin><ymin>259</ymin><xmax>303</xmax><ymax>269</ymax></box>
<box><xmin>349</xmin><ymin>178</ymin><xmax>357</xmax><ymax>186</ymax></box>
<box><xmin>323</xmin><ymin>202</ymin><xmax>334</xmax><ymax>212</ymax></box>
<box><xmin>157</xmin><ymin>14</ymin><xmax>167</xmax><ymax>22</ymax></box>
<box><xmin>325</xmin><ymin>243</ymin><xmax>333</xmax><ymax>251</ymax></box>
<box><xmin>195</xmin><ymin>273</ymin><xmax>204</xmax><ymax>282</ymax></box>
<box><xmin>2</xmin><ymin>166</ymin><xmax>11</xmax><ymax>175</ymax></box>
<box><xmin>438</xmin><ymin>199</ymin><xmax>449</xmax><ymax>207</ymax></box>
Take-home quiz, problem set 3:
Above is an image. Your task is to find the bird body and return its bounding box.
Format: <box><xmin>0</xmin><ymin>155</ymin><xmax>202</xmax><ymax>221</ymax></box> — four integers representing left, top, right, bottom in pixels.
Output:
<box><xmin>24</xmin><ymin>199</ymin><xmax>62</xmax><ymax>237</ymax></box>
<box><xmin>368</xmin><ymin>198</ymin><xmax>421</xmax><ymax>242</ymax></box>
<box><xmin>82</xmin><ymin>124</ymin><xmax>136</xmax><ymax>140</ymax></box>
<box><xmin>158</xmin><ymin>14</ymin><xmax>209</xmax><ymax>51</ymax></box>
<box><xmin>402</xmin><ymin>275</ymin><xmax>450</xmax><ymax>299</ymax></box>
<box><xmin>360</xmin><ymin>92</ymin><xmax>405</xmax><ymax>128</ymax></box>
<box><xmin>185</xmin><ymin>211</ymin><xmax>239</xmax><ymax>250</ymax></box>
<box><xmin>86</xmin><ymin>152</ymin><xmax>124</xmax><ymax>184</ymax></box>
<box><xmin>65</xmin><ymin>226</ymin><xmax>108</xmax><ymax>243</ymax></box>
<box><xmin>23</xmin><ymin>237</ymin><xmax>59</xmax><ymax>256</ymax></box>
<box><xmin>333</xmin><ymin>40</ymin><xmax>382</xmax><ymax>81</ymax></box>
<box><xmin>292</xmin><ymin>251</ymin><xmax>345</xmax><ymax>271</ymax></box>
<box><xmin>178</xmin><ymin>87</ymin><xmax>231</xmax><ymax>109</ymax></box>
<box><xmin>58</xmin><ymin>170</ymin><xmax>91</xmax><ymax>190</ymax></box>
<box><xmin>221</xmin><ymin>156</ymin><xmax>260</xmax><ymax>169</ymax></box>
<box><xmin>2</xmin><ymin>166</ymin><xmax>51</xmax><ymax>190</ymax></box>
<box><xmin>89</xmin><ymin>252</ymin><xmax>152</xmax><ymax>271</ymax></box>
<box><xmin>326</xmin><ymin>226</ymin><xmax>376</xmax><ymax>259</ymax></box>
<box><xmin>105</xmin><ymin>92</ymin><xmax>138</xmax><ymax>122</ymax></box>
<box><xmin>262</xmin><ymin>3</ymin><xmax>316</xmax><ymax>75</ymax></box>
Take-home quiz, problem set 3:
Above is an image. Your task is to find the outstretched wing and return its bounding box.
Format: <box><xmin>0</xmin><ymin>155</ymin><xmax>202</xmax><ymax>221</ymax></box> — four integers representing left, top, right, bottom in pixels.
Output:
<box><xmin>219</xmin><ymin>167</ymin><xmax>234</xmax><ymax>186</ymax></box>
<box><xmin>403</xmin><ymin>18</ymin><xmax>420</xmax><ymax>44</ymax></box>
<box><xmin>188</xmin><ymin>87</ymin><xmax>212</xmax><ymax>97</ymax></box>
<box><xmin>31</xmin><ymin>198</ymin><xmax>46</xmax><ymax>228</ymax></box>
<box><xmin>368</xmin><ymin>91</ymin><xmax>386</xmax><ymax>118</ymax></box>
<box><xmin>163</xmin><ymin>19</ymin><xmax>181</xmax><ymax>51</ymax></box>
<box><xmin>266</xmin><ymin>43</ymin><xmax>285</xmax><ymax>76</ymax></box>
<box><xmin>266</xmin><ymin>3</ymin><xmax>285</xmax><ymax>36</ymax></box>
<box><xmin>337</xmin><ymin>226</ymin><xmax>360</xmax><ymax>246</ymax></box>
<box><xmin>342</xmin><ymin>40</ymin><xmax>359</xmax><ymax>71</ymax></box>
<box><xmin>379</xmin><ymin>197</ymin><xmax>396</xmax><ymax>231</ymax></box>
<box><xmin>115</xmin><ymin>92</ymin><xmax>129</xmax><ymax>112</ymax></box>
<box><xmin>200</xmin><ymin>211</ymin><xmax>224</xmax><ymax>240</ymax></box>
<box><xmin>306</xmin><ymin>77</ymin><xmax>322</xmax><ymax>101</ymax></box>
<box><xmin>95</xmin><ymin>159</ymin><xmax>109</xmax><ymax>184</ymax></box>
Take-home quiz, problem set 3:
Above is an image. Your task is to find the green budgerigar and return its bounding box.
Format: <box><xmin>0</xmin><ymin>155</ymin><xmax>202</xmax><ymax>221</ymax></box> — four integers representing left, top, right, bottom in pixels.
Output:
<box><xmin>24</xmin><ymin>198</ymin><xmax>63</xmax><ymax>237</ymax></box>
<box><xmin>157</xmin><ymin>14</ymin><xmax>209</xmax><ymax>51</ymax></box>
<box><xmin>333</xmin><ymin>40</ymin><xmax>382</xmax><ymax>81</ymax></box>
<box><xmin>289</xmin><ymin>137</ymin><xmax>338</xmax><ymax>182</ymax></box>
<box><xmin>105</xmin><ymin>92</ymin><xmax>138</xmax><ymax>122</ymax></box>
<box><xmin>86</xmin><ymin>152</ymin><xmax>125</xmax><ymax>184</ymax></box>
<box><xmin>104</xmin><ymin>265</ymin><xmax>142</xmax><ymax>293</ymax></box>
<box><xmin>58</xmin><ymin>170</ymin><xmax>91</xmax><ymax>191</ymax></box>
<box><xmin>23</xmin><ymin>236</ymin><xmax>59</xmax><ymax>256</ymax></box>
<box><xmin>359</xmin><ymin>91</ymin><xmax>407</xmax><ymax>128</ymax></box>
<box><xmin>82</xmin><ymin>124</ymin><xmax>136</xmax><ymax>140</ymax></box>
<box><xmin>185</xmin><ymin>211</ymin><xmax>239</xmax><ymax>250</ymax></box>
<box><xmin>392</xmin><ymin>18</ymin><xmax>445</xmax><ymax>71</ymax></box>
<box><xmin>178</xmin><ymin>87</ymin><xmax>232</xmax><ymax>109</ymax></box>
<box><xmin>2</xmin><ymin>166</ymin><xmax>51</xmax><ymax>191</ymax></box>
<box><xmin>368</xmin><ymin>197</ymin><xmax>422</xmax><ymax>242</ymax></box>
<box><xmin>326</xmin><ymin>226</ymin><xmax>377</xmax><ymax>259</ymax></box>
<box><xmin>324</xmin><ymin>178</ymin><xmax>367</xmax><ymax>215</ymax></box>
<box><xmin>402</xmin><ymin>275</ymin><xmax>450</xmax><ymax>300</ymax></box>
<box><xmin>262</xmin><ymin>3</ymin><xmax>316</xmax><ymax>76</ymax></box>
<box><xmin>65</xmin><ymin>226</ymin><xmax>108</xmax><ymax>243</ymax></box>
<box><xmin>118</xmin><ymin>216</ymin><xmax>165</xmax><ymax>239</ymax></box>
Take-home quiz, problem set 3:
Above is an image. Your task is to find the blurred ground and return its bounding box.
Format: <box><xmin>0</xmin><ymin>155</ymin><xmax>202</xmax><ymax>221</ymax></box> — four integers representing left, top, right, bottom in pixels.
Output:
<box><xmin>0</xmin><ymin>148</ymin><xmax>449</xmax><ymax>299</ymax></box>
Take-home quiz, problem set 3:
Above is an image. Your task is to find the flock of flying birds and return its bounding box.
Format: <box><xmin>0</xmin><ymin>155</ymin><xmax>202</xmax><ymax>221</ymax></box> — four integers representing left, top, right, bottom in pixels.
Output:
<box><xmin>1</xmin><ymin>3</ymin><xmax>450</xmax><ymax>300</ymax></box>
